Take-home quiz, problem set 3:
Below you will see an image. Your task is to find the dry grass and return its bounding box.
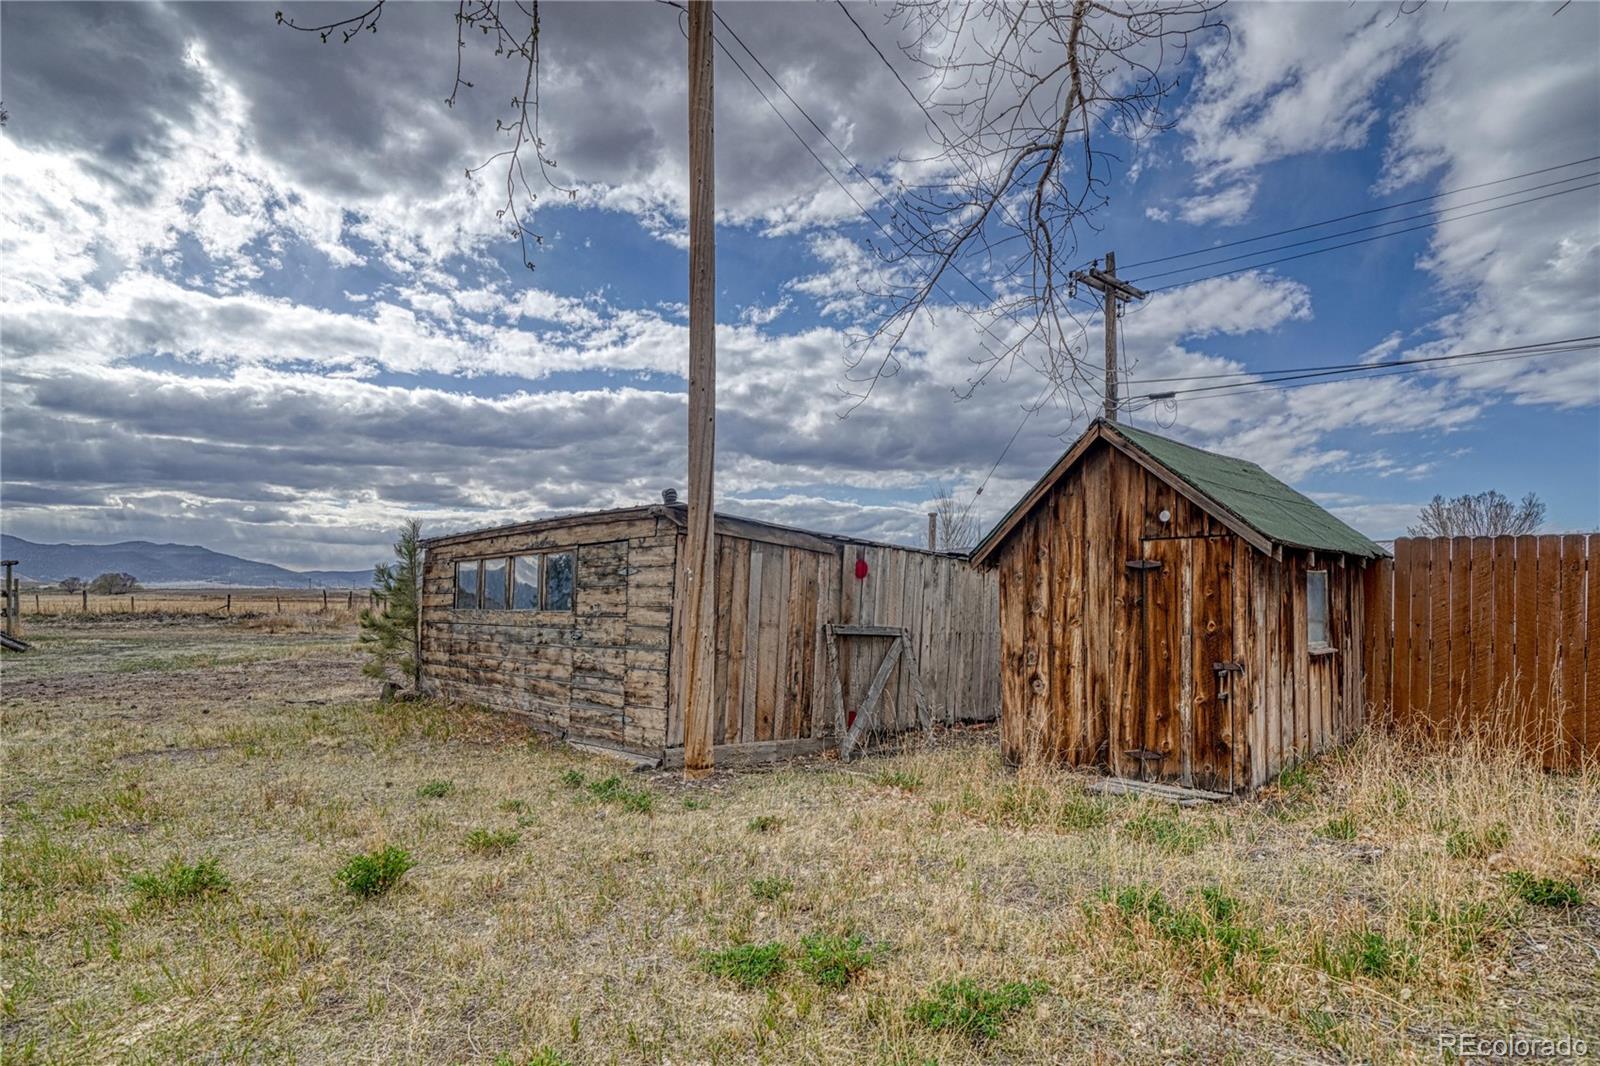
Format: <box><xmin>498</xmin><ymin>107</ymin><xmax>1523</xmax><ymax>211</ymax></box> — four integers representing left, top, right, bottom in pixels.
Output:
<box><xmin>3</xmin><ymin>619</ymin><xmax>1596</xmax><ymax>1063</ymax></box>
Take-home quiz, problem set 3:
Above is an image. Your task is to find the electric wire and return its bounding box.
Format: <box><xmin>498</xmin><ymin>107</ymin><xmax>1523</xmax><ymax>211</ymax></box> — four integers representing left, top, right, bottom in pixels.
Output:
<box><xmin>1132</xmin><ymin>340</ymin><xmax>1600</xmax><ymax>401</ymax></box>
<box><xmin>1127</xmin><ymin>335</ymin><xmax>1600</xmax><ymax>387</ymax></box>
<box><xmin>1129</xmin><ymin>171</ymin><xmax>1599</xmax><ymax>285</ymax></box>
<box><xmin>1139</xmin><ymin>180</ymin><xmax>1600</xmax><ymax>292</ymax></box>
<box><xmin>1133</xmin><ymin>346</ymin><xmax>1597</xmax><ymax>406</ymax></box>
<box><xmin>1120</xmin><ymin>154</ymin><xmax>1600</xmax><ymax>271</ymax></box>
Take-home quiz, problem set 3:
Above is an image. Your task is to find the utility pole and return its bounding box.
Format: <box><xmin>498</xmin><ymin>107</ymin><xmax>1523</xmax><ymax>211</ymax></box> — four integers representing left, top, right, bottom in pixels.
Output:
<box><xmin>680</xmin><ymin>0</ymin><xmax>717</xmax><ymax>780</ymax></box>
<box><xmin>1071</xmin><ymin>251</ymin><xmax>1147</xmax><ymax>422</ymax></box>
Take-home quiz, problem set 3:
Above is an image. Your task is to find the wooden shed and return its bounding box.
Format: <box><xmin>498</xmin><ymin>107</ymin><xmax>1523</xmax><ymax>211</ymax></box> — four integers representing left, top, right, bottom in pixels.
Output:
<box><xmin>971</xmin><ymin>420</ymin><xmax>1389</xmax><ymax>792</ymax></box>
<box><xmin>419</xmin><ymin>502</ymin><xmax>999</xmax><ymax>765</ymax></box>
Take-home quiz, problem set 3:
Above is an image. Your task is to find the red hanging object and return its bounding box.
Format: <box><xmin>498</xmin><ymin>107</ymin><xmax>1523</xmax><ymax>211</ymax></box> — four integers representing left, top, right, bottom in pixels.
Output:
<box><xmin>854</xmin><ymin>557</ymin><xmax>869</xmax><ymax>580</ymax></box>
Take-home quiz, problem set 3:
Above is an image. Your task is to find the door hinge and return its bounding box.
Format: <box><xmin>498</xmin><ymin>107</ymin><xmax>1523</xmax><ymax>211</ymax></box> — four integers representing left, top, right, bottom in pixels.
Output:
<box><xmin>1125</xmin><ymin>559</ymin><xmax>1163</xmax><ymax>571</ymax></box>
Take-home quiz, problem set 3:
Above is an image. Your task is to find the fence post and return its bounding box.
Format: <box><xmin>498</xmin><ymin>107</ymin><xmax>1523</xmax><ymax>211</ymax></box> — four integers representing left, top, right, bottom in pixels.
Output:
<box><xmin>347</xmin><ymin>590</ymin><xmax>354</xmax><ymax>610</ymax></box>
<box><xmin>226</xmin><ymin>593</ymin><xmax>232</xmax><ymax>614</ymax></box>
<box><xmin>322</xmin><ymin>588</ymin><xmax>328</xmax><ymax>612</ymax></box>
<box><xmin>276</xmin><ymin>595</ymin><xmax>282</xmax><ymax>614</ymax></box>
<box><xmin>82</xmin><ymin>589</ymin><xmax>88</xmax><ymax>611</ymax></box>
<box><xmin>130</xmin><ymin>595</ymin><xmax>135</xmax><ymax>613</ymax></box>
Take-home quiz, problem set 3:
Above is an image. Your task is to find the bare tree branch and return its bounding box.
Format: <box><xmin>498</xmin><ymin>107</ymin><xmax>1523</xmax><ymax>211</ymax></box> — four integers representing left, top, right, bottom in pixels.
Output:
<box><xmin>834</xmin><ymin>0</ymin><xmax>1225</xmax><ymax>412</ymax></box>
<box><xmin>277</xmin><ymin>0</ymin><xmax>572</xmax><ymax>271</ymax></box>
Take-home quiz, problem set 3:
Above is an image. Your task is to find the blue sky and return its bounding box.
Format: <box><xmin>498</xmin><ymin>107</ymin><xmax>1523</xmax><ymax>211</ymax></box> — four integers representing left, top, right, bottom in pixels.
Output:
<box><xmin>2</xmin><ymin>1</ymin><xmax>1597</xmax><ymax>570</ymax></box>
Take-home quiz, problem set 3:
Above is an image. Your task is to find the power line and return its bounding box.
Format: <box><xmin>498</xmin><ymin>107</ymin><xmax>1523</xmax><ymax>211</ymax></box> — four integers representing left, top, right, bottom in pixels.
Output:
<box><xmin>1120</xmin><ymin>154</ymin><xmax>1600</xmax><ymax>271</ymax></box>
<box><xmin>1141</xmin><ymin>346</ymin><xmax>1596</xmax><ymax>405</ymax></box>
<box><xmin>1128</xmin><ymin>335</ymin><xmax>1600</xmax><ymax>387</ymax></box>
<box><xmin>708</xmin><ymin>4</ymin><xmax>998</xmax><ymax>305</ymax></box>
<box><xmin>835</xmin><ymin>1</ymin><xmax>945</xmax><ymax>136</ymax></box>
<box><xmin>1139</xmin><ymin>180</ymin><xmax>1600</xmax><ymax>292</ymax></box>
<box><xmin>1130</xmin><ymin>171</ymin><xmax>1599</xmax><ymax>285</ymax></box>
<box><xmin>1133</xmin><ymin>337</ymin><xmax>1600</xmax><ymax>400</ymax></box>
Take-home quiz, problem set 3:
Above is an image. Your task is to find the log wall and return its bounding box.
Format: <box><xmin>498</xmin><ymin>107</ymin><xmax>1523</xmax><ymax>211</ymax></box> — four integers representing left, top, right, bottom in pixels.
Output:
<box><xmin>420</xmin><ymin>511</ymin><xmax>676</xmax><ymax>753</ymax></box>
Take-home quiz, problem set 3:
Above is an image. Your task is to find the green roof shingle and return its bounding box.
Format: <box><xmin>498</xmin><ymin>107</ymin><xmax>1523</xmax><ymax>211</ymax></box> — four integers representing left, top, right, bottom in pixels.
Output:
<box><xmin>1109</xmin><ymin>422</ymin><xmax>1388</xmax><ymax>559</ymax></box>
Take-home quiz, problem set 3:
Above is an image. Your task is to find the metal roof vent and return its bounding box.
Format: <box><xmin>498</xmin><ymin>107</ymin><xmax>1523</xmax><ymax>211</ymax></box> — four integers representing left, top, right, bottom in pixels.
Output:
<box><xmin>661</xmin><ymin>488</ymin><xmax>679</xmax><ymax>505</ymax></box>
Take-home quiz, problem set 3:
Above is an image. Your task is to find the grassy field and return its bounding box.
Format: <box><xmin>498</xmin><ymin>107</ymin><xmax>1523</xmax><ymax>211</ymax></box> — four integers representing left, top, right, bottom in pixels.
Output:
<box><xmin>3</xmin><ymin>617</ymin><xmax>1596</xmax><ymax>1064</ymax></box>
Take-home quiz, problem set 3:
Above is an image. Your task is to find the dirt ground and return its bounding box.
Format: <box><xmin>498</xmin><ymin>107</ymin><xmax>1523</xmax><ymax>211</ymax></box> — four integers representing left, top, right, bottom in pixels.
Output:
<box><xmin>2</xmin><ymin>616</ymin><xmax>1596</xmax><ymax>1064</ymax></box>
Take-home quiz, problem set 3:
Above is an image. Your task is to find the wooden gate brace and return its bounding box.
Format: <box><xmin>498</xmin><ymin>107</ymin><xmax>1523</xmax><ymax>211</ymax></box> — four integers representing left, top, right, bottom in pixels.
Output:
<box><xmin>824</xmin><ymin>623</ymin><xmax>933</xmax><ymax>761</ymax></box>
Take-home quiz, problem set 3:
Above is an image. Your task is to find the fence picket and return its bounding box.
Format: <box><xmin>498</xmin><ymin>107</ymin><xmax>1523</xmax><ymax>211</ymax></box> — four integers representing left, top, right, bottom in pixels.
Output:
<box><xmin>1377</xmin><ymin>535</ymin><xmax>1591</xmax><ymax>769</ymax></box>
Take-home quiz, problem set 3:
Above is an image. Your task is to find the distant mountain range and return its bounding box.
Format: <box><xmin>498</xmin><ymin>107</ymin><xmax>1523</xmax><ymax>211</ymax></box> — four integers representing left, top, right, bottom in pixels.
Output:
<box><xmin>0</xmin><ymin>534</ymin><xmax>376</xmax><ymax>588</ymax></box>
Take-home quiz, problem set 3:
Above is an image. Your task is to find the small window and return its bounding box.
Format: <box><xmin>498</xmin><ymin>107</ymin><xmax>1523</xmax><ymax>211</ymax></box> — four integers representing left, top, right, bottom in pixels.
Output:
<box><xmin>512</xmin><ymin>555</ymin><xmax>541</xmax><ymax>610</ymax></box>
<box><xmin>454</xmin><ymin>559</ymin><xmax>481</xmax><ymax>609</ymax></box>
<box><xmin>481</xmin><ymin>557</ymin><xmax>509</xmax><ymax>610</ymax></box>
<box><xmin>543</xmin><ymin>551</ymin><xmax>575</xmax><ymax>611</ymax></box>
<box><xmin>1307</xmin><ymin>570</ymin><xmax>1329</xmax><ymax>649</ymax></box>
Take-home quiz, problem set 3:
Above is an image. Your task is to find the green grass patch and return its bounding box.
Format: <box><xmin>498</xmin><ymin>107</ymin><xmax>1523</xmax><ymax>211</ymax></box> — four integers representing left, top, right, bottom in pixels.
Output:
<box><xmin>906</xmin><ymin>977</ymin><xmax>1046</xmax><ymax>1042</ymax></box>
<box><xmin>747</xmin><ymin>814</ymin><xmax>781</xmax><ymax>833</ymax></box>
<box><xmin>416</xmin><ymin>779</ymin><xmax>454</xmax><ymax>799</ymax></box>
<box><xmin>704</xmin><ymin>941</ymin><xmax>787</xmax><ymax>989</ymax></box>
<box><xmin>1098</xmin><ymin>884</ymin><xmax>1272</xmax><ymax>984</ymax></box>
<box><xmin>873</xmin><ymin>769</ymin><xmax>922</xmax><ymax>792</ymax></box>
<box><xmin>558</xmin><ymin>769</ymin><xmax>586</xmax><ymax>789</ymax></box>
<box><xmin>1056</xmin><ymin>796</ymin><xmax>1113</xmax><ymax>831</ymax></box>
<box><xmin>750</xmin><ymin>876</ymin><xmax>794</xmax><ymax>902</ymax></box>
<box><xmin>129</xmin><ymin>856</ymin><xmax>229</xmax><ymax>906</ymax></box>
<box><xmin>1311</xmin><ymin>928</ymin><xmax>1417</xmax><ymax>982</ymax></box>
<box><xmin>584</xmin><ymin>775</ymin><xmax>654</xmax><ymax>814</ymax></box>
<box><xmin>1444</xmin><ymin>823</ymin><xmax>1509</xmax><ymax>859</ymax></box>
<box><xmin>493</xmin><ymin>1050</ymin><xmax>572</xmax><ymax>1066</ymax></box>
<box><xmin>1403</xmin><ymin>899</ymin><xmax>1504</xmax><ymax>959</ymax></box>
<box><xmin>335</xmin><ymin>845</ymin><xmax>414</xmax><ymax>899</ymax></box>
<box><xmin>464</xmin><ymin>828</ymin><xmax>521</xmax><ymax>854</ymax></box>
<box><xmin>1320</xmin><ymin>814</ymin><xmax>1358</xmax><ymax>841</ymax></box>
<box><xmin>1123</xmin><ymin>808</ymin><xmax>1216</xmax><ymax>855</ymax></box>
<box><xmin>1504</xmin><ymin>871</ymin><xmax>1584</xmax><ymax>908</ymax></box>
<box><xmin>798</xmin><ymin>933</ymin><xmax>879</xmax><ymax>989</ymax></box>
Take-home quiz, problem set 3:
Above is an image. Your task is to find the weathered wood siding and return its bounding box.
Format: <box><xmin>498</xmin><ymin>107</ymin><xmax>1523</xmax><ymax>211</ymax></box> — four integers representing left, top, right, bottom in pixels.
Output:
<box><xmin>666</xmin><ymin>532</ymin><xmax>839</xmax><ymax>749</ymax></box>
<box><xmin>420</xmin><ymin>512</ymin><xmax>677</xmax><ymax>753</ymax></box>
<box><xmin>837</xmin><ymin>544</ymin><xmax>1000</xmax><ymax>735</ymax></box>
<box><xmin>993</xmin><ymin>441</ymin><xmax>1368</xmax><ymax>791</ymax></box>
<box><xmin>426</xmin><ymin>508</ymin><xmax>1000</xmax><ymax>762</ymax></box>
<box><xmin>1371</xmin><ymin>535</ymin><xmax>1594</xmax><ymax>769</ymax></box>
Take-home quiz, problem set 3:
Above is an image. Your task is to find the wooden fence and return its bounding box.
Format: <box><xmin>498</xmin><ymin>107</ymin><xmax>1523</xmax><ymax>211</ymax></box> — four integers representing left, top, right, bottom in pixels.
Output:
<box><xmin>1363</xmin><ymin>534</ymin><xmax>1595</xmax><ymax>768</ymax></box>
<box><xmin>24</xmin><ymin>587</ymin><xmax>376</xmax><ymax>618</ymax></box>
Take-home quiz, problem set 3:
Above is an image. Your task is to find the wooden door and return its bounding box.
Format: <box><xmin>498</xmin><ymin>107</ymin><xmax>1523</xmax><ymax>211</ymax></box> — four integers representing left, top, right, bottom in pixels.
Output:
<box><xmin>1132</xmin><ymin>537</ymin><xmax>1236</xmax><ymax>790</ymax></box>
<box><xmin>1132</xmin><ymin>539</ymin><xmax>1183</xmax><ymax>782</ymax></box>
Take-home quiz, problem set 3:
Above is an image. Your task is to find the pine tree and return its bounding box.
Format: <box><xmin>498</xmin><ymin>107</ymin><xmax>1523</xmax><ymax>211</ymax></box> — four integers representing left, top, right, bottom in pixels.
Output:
<box><xmin>359</xmin><ymin>520</ymin><xmax>422</xmax><ymax>691</ymax></box>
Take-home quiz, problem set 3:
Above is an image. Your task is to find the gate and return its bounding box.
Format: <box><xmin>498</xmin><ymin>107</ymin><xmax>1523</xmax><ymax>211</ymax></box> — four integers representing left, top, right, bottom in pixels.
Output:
<box><xmin>822</xmin><ymin>624</ymin><xmax>933</xmax><ymax>760</ymax></box>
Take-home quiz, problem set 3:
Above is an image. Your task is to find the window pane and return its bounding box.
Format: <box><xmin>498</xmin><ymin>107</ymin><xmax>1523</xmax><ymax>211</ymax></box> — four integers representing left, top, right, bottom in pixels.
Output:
<box><xmin>543</xmin><ymin>551</ymin><xmax>574</xmax><ymax>611</ymax></box>
<box><xmin>454</xmin><ymin>560</ymin><xmax>481</xmax><ymax>609</ymax></box>
<box><xmin>482</xmin><ymin>557</ymin><xmax>509</xmax><ymax>609</ymax></box>
<box><xmin>1307</xmin><ymin>570</ymin><xmax>1329</xmax><ymax>646</ymax></box>
<box><xmin>512</xmin><ymin>556</ymin><xmax>541</xmax><ymax>609</ymax></box>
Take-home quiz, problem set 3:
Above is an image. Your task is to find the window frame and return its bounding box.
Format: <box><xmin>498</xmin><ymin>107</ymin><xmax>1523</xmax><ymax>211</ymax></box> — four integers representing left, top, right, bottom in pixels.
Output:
<box><xmin>541</xmin><ymin>550</ymin><xmax>576</xmax><ymax>613</ymax></box>
<box><xmin>1306</xmin><ymin>569</ymin><xmax>1331</xmax><ymax>652</ymax></box>
<box><xmin>453</xmin><ymin>558</ymin><xmax>482</xmax><ymax>610</ymax></box>
<box><xmin>511</xmin><ymin>554</ymin><xmax>543</xmax><ymax>611</ymax></box>
<box><xmin>480</xmin><ymin>556</ymin><xmax>510</xmax><ymax>611</ymax></box>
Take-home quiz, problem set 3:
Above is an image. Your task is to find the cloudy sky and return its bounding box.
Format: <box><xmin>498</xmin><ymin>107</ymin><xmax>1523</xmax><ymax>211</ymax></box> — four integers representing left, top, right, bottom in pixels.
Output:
<box><xmin>2</xmin><ymin>1</ymin><xmax>1597</xmax><ymax>571</ymax></box>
